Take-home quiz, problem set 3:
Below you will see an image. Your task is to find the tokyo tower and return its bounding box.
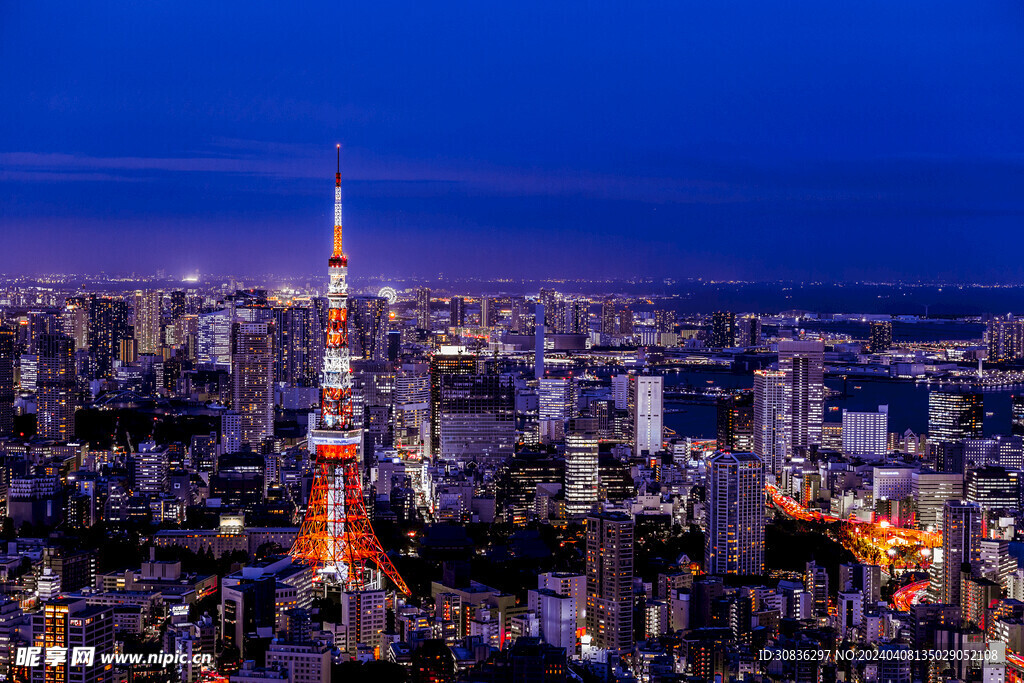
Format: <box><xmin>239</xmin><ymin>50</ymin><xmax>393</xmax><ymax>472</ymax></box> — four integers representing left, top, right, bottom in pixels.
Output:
<box><xmin>290</xmin><ymin>146</ymin><xmax>410</xmax><ymax>595</ymax></box>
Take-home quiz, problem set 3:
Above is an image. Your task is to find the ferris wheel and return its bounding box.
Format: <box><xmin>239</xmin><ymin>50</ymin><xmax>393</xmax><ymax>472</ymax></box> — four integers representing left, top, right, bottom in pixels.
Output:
<box><xmin>377</xmin><ymin>286</ymin><xmax>398</xmax><ymax>305</ymax></box>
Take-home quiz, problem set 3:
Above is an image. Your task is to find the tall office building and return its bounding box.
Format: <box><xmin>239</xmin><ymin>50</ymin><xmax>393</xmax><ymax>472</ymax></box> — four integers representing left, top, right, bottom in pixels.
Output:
<box><xmin>753</xmin><ymin>370</ymin><xmax>788</xmax><ymax>476</ymax></box>
<box><xmin>618</xmin><ymin>305</ymin><xmax>634</xmax><ymax>336</ymax></box>
<box><xmin>197</xmin><ymin>310</ymin><xmax>234</xmax><ymax>367</ymax></box>
<box><xmin>169</xmin><ymin>290</ymin><xmax>187</xmax><ymax>321</ymax></box>
<box><xmin>428</xmin><ymin>352</ymin><xmax>477</xmax><ymax>455</ymax></box>
<box><xmin>987</xmin><ymin>317</ymin><xmax>1024</xmax><ymax>362</ymax></box>
<box><xmin>737</xmin><ymin>315</ymin><xmax>761</xmax><ymax>347</ymax></box>
<box><xmin>539</xmin><ymin>377</ymin><xmax>576</xmax><ymax>423</ymax></box>
<box><xmin>231</xmin><ymin>323</ymin><xmax>274</xmax><ymax>449</ymax></box>
<box><xmin>941</xmin><ymin>500</ymin><xmax>983</xmax><ymax>607</ymax></box>
<box><xmin>437</xmin><ymin>373</ymin><xmax>514</xmax><ymax>461</ymax></box>
<box><xmin>395</xmin><ymin>366</ymin><xmax>430</xmax><ymax>451</ymax></box>
<box><xmin>0</xmin><ymin>326</ymin><xmax>14</xmax><ymax>436</ymax></box>
<box><xmin>600</xmin><ymin>298</ymin><xmax>616</xmax><ymax>340</ymax></box>
<box><xmin>628</xmin><ymin>374</ymin><xmax>663</xmax><ymax>456</ymax></box>
<box><xmin>539</xmin><ymin>289</ymin><xmax>559</xmax><ymax>330</ymax></box>
<box><xmin>509</xmin><ymin>297</ymin><xmax>533</xmax><ymax>334</ymax></box>
<box><xmin>271</xmin><ymin>304</ymin><xmax>321</xmax><ymax>387</ymax></box>
<box><xmin>562</xmin><ymin>298</ymin><xmax>588</xmax><ymax>335</ymax></box>
<box><xmin>36</xmin><ymin>333</ymin><xmax>76</xmax><ymax>442</ymax></box>
<box><xmin>705</xmin><ymin>452</ymin><xmax>765</xmax><ymax>576</ymax></box>
<box><xmin>415</xmin><ymin>287</ymin><xmax>431</xmax><ymax>330</ymax></box>
<box><xmin>480</xmin><ymin>296</ymin><xmax>497</xmax><ymax>328</ymax></box>
<box><xmin>565</xmin><ymin>420</ymin><xmax>599</xmax><ymax>516</ymax></box>
<box><xmin>449</xmin><ymin>296</ymin><xmax>466</xmax><ymax>327</ymax></box>
<box><xmin>87</xmin><ymin>296</ymin><xmax>129</xmax><ymax>378</ymax></box>
<box><xmin>349</xmin><ymin>296</ymin><xmax>389</xmax><ymax>362</ymax></box>
<box><xmin>777</xmin><ymin>340</ymin><xmax>824</xmax><ymax>455</ymax></box>
<box><xmin>586</xmin><ymin>512</ymin><xmax>634</xmax><ymax>655</ymax></box>
<box><xmin>63</xmin><ymin>297</ymin><xmax>90</xmax><ymax>350</ymax></box>
<box><xmin>716</xmin><ymin>391</ymin><xmax>754</xmax><ymax>453</ymax></box>
<box><xmin>30</xmin><ymin>599</ymin><xmax>114</xmax><ymax>683</ymax></box>
<box><xmin>841</xmin><ymin>406</ymin><xmax>888</xmax><ymax>458</ymax></box>
<box><xmin>868</xmin><ymin>321</ymin><xmax>893</xmax><ymax>353</ymax></box>
<box><xmin>710</xmin><ymin>311</ymin><xmax>736</xmax><ymax>349</ymax></box>
<box><xmin>928</xmin><ymin>391</ymin><xmax>983</xmax><ymax>442</ymax></box>
<box><xmin>133</xmin><ymin>290</ymin><xmax>163</xmax><ymax>355</ymax></box>
<box><xmin>912</xmin><ymin>468</ymin><xmax>964</xmax><ymax>531</ymax></box>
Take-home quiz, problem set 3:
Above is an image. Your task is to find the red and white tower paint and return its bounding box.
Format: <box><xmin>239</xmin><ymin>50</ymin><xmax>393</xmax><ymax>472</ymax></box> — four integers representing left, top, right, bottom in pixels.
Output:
<box><xmin>290</xmin><ymin>146</ymin><xmax>409</xmax><ymax>594</ymax></box>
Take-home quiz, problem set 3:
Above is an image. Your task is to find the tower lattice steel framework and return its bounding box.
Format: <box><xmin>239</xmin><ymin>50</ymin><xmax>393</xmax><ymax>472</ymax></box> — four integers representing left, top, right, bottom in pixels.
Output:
<box><xmin>290</xmin><ymin>146</ymin><xmax>410</xmax><ymax>595</ymax></box>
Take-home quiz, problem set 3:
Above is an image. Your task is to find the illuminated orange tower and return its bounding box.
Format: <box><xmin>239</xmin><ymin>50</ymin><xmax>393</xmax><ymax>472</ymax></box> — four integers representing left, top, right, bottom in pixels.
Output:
<box><xmin>290</xmin><ymin>146</ymin><xmax>410</xmax><ymax>594</ymax></box>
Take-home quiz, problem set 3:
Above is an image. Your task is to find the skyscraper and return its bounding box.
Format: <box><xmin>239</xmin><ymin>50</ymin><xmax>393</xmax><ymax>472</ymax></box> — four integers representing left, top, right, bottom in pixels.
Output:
<box><xmin>437</xmin><ymin>373</ymin><xmax>514</xmax><ymax>461</ymax></box>
<box><xmin>586</xmin><ymin>512</ymin><xmax>634</xmax><ymax>655</ymax></box>
<box><xmin>539</xmin><ymin>377</ymin><xmax>575</xmax><ymax>423</ymax></box>
<box><xmin>565</xmin><ymin>419</ymin><xmax>599</xmax><ymax>516</ymax></box>
<box><xmin>449</xmin><ymin>296</ymin><xmax>466</xmax><ymax>327</ymax></box>
<box><xmin>987</xmin><ymin>316</ymin><xmax>1024</xmax><ymax>362</ymax></box>
<box><xmin>628</xmin><ymin>374</ymin><xmax>663</xmax><ymax>456</ymax></box>
<box><xmin>600</xmin><ymin>297</ymin><xmax>616</xmax><ymax>340</ymax></box>
<box><xmin>349</xmin><ymin>296</ymin><xmax>389</xmax><ymax>362</ymax></box>
<box><xmin>737</xmin><ymin>315</ymin><xmax>761</xmax><ymax>347</ymax></box>
<box><xmin>510</xmin><ymin>297</ymin><xmax>533</xmax><ymax>334</ymax></box>
<box><xmin>710</xmin><ymin>311</ymin><xmax>736</xmax><ymax>349</ymax></box>
<box><xmin>928</xmin><ymin>391</ymin><xmax>983</xmax><ymax>442</ymax></box>
<box><xmin>705</xmin><ymin>452</ymin><xmax>765</xmax><ymax>576</ymax></box>
<box><xmin>272</xmin><ymin>304</ymin><xmax>321</xmax><ymax>387</ymax></box>
<box><xmin>716</xmin><ymin>391</ymin><xmax>754</xmax><ymax>453</ymax></box>
<box><xmin>868</xmin><ymin>320</ymin><xmax>893</xmax><ymax>353</ymax></box>
<box><xmin>133</xmin><ymin>290</ymin><xmax>163</xmax><ymax>355</ymax></box>
<box><xmin>36</xmin><ymin>333</ymin><xmax>76</xmax><ymax>442</ymax></box>
<box><xmin>197</xmin><ymin>309</ymin><xmax>234</xmax><ymax>367</ymax></box>
<box><xmin>618</xmin><ymin>305</ymin><xmax>633</xmax><ymax>336</ymax></box>
<box><xmin>415</xmin><ymin>287</ymin><xmax>431</xmax><ymax>330</ymax></box>
<box><xmin>480</xmin><ymin>296</ymin><xmax>497</xmax><ymax>328</ymax></box>
<box><xmin>169</xmin><ymin>290</ymin><xmax>187</xmax><ymax>321</ymax></box>
<box><xmin>88</xmin><ymin>296</ymin><xmax>128</xmax><ymax>378</ymax></box>
<box><xmin>0</xmin><ymin>326</ymin><xmax>14</xmax><ymax>436</ymax></box>
<box><xmin>429</xmin><ymin>352</ymin><xmax>477</xmax><ymax>455</ymax></box>
<box><xmin>753</xmin><ymin>370</ymin><xmax>788</xmax><ymax>476</ymax></box>
<box><xmin>777</xmin><ymin>339</ymin><xmax>824</xmax><ymax>455</ymax></box>
<box><xmin>231</xmin><ymin>322</ymin><xmax>274</xmax><ymax>449</ymax></box>
<box><xmin>941</xmin><ymin>500</ymin><xmax>983</xmax><ymax>607</ymax></box>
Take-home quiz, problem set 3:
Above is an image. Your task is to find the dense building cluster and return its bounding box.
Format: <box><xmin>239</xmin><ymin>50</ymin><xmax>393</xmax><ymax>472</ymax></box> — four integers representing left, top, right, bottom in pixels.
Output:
<box><xmin>6</xmin><ymin>274</ymin><xmax>1024</xmax><ymax>683</ymax></box>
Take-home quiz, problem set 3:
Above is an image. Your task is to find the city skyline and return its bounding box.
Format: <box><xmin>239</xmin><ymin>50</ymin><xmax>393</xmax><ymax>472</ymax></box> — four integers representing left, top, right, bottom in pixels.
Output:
<box><xmin>4</xmin><ymin>2</ymin><xmax>1024</xmax><ymax>280</ymax></box>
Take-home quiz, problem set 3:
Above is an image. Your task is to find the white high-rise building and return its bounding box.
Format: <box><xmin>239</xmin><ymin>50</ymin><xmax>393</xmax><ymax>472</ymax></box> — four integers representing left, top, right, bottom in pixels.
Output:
<box><xmin>537</xmin><ymin>572</ymin><xmax>586</xmax><ymax>622</ymax></box>
<box><xmin>197</xmin><ymin>310</ymin><xmax>234</xmax><ymax>367</ymax></box>
<box><xmin>539</xmin><ymin>377</ymin><xmax>575</xmax><ymax>422</ymax></box>
<box><xmin>912</xmin><ymin>468</ymin><xmax>963</xmax><ymax>531</ymax></box>
<box><xmin>704</xmin><ymin>452</ymin><xmax>765</xmax><ymax>576</ymax></box>
<box><xmin>629</xmin><ymin>374</ymin><xmax>663</xmax><ymax>456</ymax></box>
<box><xmin>611</xmin><ymin>374</ymin><xmax>629</xmax><ymax>410</ymax></box>
<box><xmin>777</xmin><ymin>340</ymin><xmax>824</xmax><ymax>454</ymax></box>
<box><xmin>753</xmin><ymin>369</ymin><xmax>788</xmax><ymax>476</ymax></box>
<box><xmin>527</xmin><ymin>588</ymin><xmax>576</xmax><ymax>649</ymax></box>
<box><xmin>842</xmin><ymin>405</ymin><xmax>888</xmax><ymax>458</ymax></box>
<box><xmin>565</xmin><ymin>426</ymin><xmax>599</xmax><ymax>516</ymax></box>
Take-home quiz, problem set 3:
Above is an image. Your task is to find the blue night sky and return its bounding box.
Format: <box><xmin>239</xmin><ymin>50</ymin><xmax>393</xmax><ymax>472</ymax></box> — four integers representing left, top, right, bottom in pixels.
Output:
<box><xmin>2</xmin><ymin>1</ymin><xmax>1024</xmax><ymax>281</ymax></box>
